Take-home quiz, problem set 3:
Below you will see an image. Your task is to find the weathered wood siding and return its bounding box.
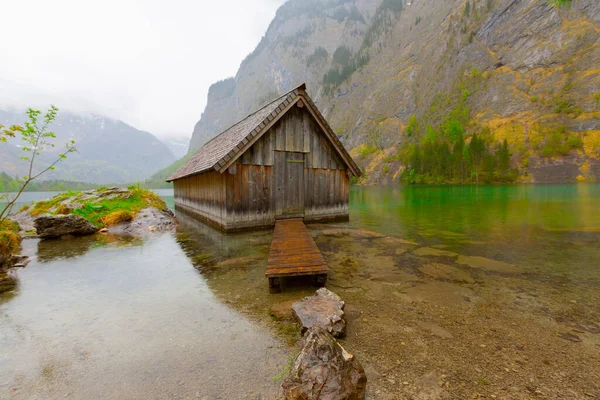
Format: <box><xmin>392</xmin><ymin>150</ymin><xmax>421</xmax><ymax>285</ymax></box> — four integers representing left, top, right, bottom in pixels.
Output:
<box><xmin>235</xmin><ymin>105</ymin><xmax>349</xmax><ymax>225</ymax></box>
<box><xmin>224</xmin><ymin>164</ymin><xmax>275</xmax><ymax>230</ymax></box>
<box><xmin>173</xmin><ymin>102</ymin><xmax>351</xmax><ymax>231</ymax></box>
<box><xmin>173</xmin><ymin>170</ymin><xmax>226</xmax><ymax>229</ymax></box>
<box><xmin>304</xmin><ymin>168</ymin><xmax>349</xmax><ymax>221</ymax></box>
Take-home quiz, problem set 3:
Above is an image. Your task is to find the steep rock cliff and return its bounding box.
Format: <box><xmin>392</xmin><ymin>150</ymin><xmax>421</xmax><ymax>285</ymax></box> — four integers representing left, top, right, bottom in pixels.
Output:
<box><xmin>189</xmin><ymin>0</ymin><xmax>600</xmax><ymax>183</ymax></box>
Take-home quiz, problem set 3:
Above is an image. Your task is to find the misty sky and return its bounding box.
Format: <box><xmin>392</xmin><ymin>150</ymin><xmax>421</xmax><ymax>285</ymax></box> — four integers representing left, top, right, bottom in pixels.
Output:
<box><xmin>0</xmin><ymin>0</ymin><xmax>285</xmax><ymax>139</ymax></box>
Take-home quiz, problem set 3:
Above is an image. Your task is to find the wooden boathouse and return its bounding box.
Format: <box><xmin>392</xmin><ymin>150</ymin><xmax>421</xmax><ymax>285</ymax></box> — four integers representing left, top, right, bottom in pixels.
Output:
<box><xmin>167</xmin><ymin>83</ymin><xmax>361</xmax><ymax>232</ymax></box>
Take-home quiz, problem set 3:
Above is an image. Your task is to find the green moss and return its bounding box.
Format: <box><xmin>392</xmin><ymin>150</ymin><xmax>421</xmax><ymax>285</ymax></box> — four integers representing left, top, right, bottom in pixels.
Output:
<box><xmin>71</xmin><ymin>189</ymin><xmax>166</xmax><ymax>227</ymax></box>
<box><xmin>30</xmin><ymin>191</ymin><xmax>78</xmax><ymax>216</ymax></box>
<box><xmin>28</xmin><ymin>188</ymin><xmax>167</xmax><ymax>228</ymax></box>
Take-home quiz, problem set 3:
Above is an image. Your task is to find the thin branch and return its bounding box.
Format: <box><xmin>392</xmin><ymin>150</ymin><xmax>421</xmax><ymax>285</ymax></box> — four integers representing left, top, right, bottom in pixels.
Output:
<box><xmin>30</xmin><ymin>149</ymin><xmax>76</xmax><ymax>181</ymax></box>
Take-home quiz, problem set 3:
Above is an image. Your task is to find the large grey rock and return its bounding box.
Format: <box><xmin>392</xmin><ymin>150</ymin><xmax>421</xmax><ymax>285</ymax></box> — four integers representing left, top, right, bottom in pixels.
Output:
<box><xmin>107</xmin><ymin>207</ymin><xmax>176</xmax><ymax>236</ymax></box>
<box><xmin>34</xmin><ymin>214</ymin><xmax>99</xmax><ymax>239</ymax></box>
<box><xmin>282</xmin><ymin>327</ymin><xmax>367</xmax><ymax>400</ymax></box>
<box><xmin>292</xmin><ymin>288</ymin><xmax>346</xmax><ymax>338</ymax></box>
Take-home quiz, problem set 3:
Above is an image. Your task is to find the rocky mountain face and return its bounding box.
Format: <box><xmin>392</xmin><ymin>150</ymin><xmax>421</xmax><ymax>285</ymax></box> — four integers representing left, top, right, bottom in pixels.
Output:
<box><xmin>0</xmin><ymin>110</ymin><xmax>176</xmax><ymax>184</ymax></box>
<box><xmin>189</xmin><ymin>0</ymin><xmax>600</xmax><ymax>183</ymax></box>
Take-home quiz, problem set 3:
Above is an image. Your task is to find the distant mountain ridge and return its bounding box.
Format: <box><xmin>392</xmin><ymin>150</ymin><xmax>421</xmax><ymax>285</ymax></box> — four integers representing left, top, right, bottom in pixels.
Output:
<box><xmin>188</xmin><ymin>0</ymin><xmax>600</xmax><ymax>183</ymax></box>
<box><xmin>0</xmin><ymin>109</ymin><xmax>176</xmax><ymax>184</ymax></box>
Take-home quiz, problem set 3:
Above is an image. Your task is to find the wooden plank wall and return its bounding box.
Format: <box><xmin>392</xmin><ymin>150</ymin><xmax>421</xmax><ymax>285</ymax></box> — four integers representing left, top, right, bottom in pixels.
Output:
<box><xmin>238</xmin><ymin>107</ymin><xmax>346</xmax><ymax>169</ymax></box>
<box><xmin>224</xmin><ymin>164</ymin><xmax>275</xmax><ymax>230</ymax></box>
<box><xmin>304</xmin><ymin>168</ymin><xmax>349</xmax><ymax>221</ymax></box>
<box><xmin>173</xmin><ymin>171</ymin><xmax>226</xmax><ymax>228</ymax></box>
<box><xmin>236</xmin><ymin>105</ymin><xmax>350</xmax><ymax>225</ymax></box>
<box><xmin>173</xmin><ymin>104</ymin><xmax>351</xmax><ymax>231</ymax></box>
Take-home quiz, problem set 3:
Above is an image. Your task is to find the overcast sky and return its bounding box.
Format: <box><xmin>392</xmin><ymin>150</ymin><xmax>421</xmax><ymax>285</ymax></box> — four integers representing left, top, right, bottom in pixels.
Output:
<box><xmin>0</xmin><ymin>0</ymin><xmax>285</xmax><ymax>139</ymax></box>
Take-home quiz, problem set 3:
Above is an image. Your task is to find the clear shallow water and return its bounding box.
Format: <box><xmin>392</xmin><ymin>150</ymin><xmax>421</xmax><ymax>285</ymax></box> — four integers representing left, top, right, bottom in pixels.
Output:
<box><xmin>347</xmin><ymin>184</ymin><xmax>600</xmax><ymax>283</ymax></box>
<box><xmin>1</xmin><ymin>184</ymin><xmax>599</xmax><ymax>399</ymax></box>
<box><xmin>0</xmin><ymin>226</ymin><xmax>285</xmax><ymax>399</ymax></box>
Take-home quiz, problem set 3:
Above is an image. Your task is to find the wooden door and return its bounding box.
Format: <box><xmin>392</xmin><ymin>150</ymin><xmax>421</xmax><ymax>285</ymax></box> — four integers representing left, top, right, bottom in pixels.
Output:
<box><xmin>275</xmin><ymin>151</ymin><xmax>305</xmax><ymax>219</ymax></box>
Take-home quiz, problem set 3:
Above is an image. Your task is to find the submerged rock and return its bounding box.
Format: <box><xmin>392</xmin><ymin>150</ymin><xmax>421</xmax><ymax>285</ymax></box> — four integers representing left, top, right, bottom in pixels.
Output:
<box><xmin>419</xmin><ymin>263</ymin><xmax>475</xmax><ymax>283</ymax></box>
<box><xmin>376</xmin><ymin>236</ymin><xmax>418</xmax><ymax>246</ymax></box>
<box><xmin>108</xmin><ymin>207</ymin><xmax>176</xmax><ymax>236</ymax></box>
<box><xmin>321</xmin><ymin>229</ymin><xmax>384</xmax><ymax>239</ymax></box>
<box><xmin>212</xmin><ymin>255</ymin><xmax>263</xmax><ymax>269</ymax></box>
<box><xmin>34</xmin><ymin>214</ymin><xmax>99</xmax><ymax>239</ymax></box>
<box><xmin>457</xmin><ymin>255</ymin><xmax>518</xmax><ymax>273</ymax></box>
<box><xmin>292</xmin><ymin>288</ymin><xmax>346</xmax><ymax>338</ymax></box>
<box><xmin>413</xmin><ymin>247</ymin><xmax>459</xmax><ymax>258</ymax></box>
<box><xmin>558</xmin><ymin>332</ymin><xmax>582</xmax><ymax>343</ymax></box>
<box><xmin>282</xmin><ymin>327</ymin><xmax>366</xmax><ymax>400</ymax></box>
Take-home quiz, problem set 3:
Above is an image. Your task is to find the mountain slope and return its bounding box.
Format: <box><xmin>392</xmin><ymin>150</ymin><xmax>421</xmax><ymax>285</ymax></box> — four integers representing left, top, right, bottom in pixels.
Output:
<box><xmin>188</xmin><ymin>0</ymin><xmax>600</xmax><ymax>183</ymax></box>
<box><xmin>0</xmin><ymin>110</ymin><xmax>176</xmax><ymax>184</ymax></box>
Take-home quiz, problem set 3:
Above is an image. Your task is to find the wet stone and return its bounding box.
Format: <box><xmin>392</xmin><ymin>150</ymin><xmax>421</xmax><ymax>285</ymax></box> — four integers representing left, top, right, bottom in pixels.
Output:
<box><xmin>321</xmin><ymin>229</ymin><xmax>384</xmax><ymax>239</ymax></box>
<box><xmin>282</xmin><ymin>327</ymin><xmax>367</xmax><ymax>400</ymax></box>
<box><xmin>34</xmin><ymin>214</ymin><xmax>99</xmax><ymax>239</ymax></box>
<box><xmin>376</xmin><ymin>236</ymin><xmax>418</xmax><ymax>247</ymax></box>
<box><xmin>292</xmin><ymin>288</ymin><xmax>346</xmax><ymax>338</ymax></box>
<box><xmin>413</xmin><ymin>247</ymin><xmax>459</xmax><ymax>258</ymax></box>
<box><xmin>213</xmin><ymin>255</ymin><xmax>263</xmax><ymax>269</ymax></box>
<box><xmin>416</xmin><ymin>321</ymin><xmax>455</xmax><ymax>339</ymax></box>
<box><xmin>457</xmin><ymin>255</ymin><xmax>519</xmax><ymax>273</ymax></box>
<box><xmin>108</xmin><ymin>207</ymin><xmax>176</xmax><ymax>236</ymax></box>
<box><xmin>558</xmin><ymin>332</ymin><xmax>582</xmax><ymax>343</ymax></box>
<box><xmin>419</xmin><ymin>263</ymin><xmax>475</xmax><ymax>283</ymax></box>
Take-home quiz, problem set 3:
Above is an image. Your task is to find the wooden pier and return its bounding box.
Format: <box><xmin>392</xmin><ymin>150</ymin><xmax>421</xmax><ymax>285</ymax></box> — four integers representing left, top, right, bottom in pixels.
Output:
<box><xmin>266</xmin><ymin>219</ymin><xmax>329</xmax><ymax>293</ymax></box>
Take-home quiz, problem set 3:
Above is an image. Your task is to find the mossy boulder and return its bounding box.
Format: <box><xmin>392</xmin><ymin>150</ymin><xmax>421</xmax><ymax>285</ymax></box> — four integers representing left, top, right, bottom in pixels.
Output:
<box><xmin>11</xmin><ymin>187</ymin><xmax>175</xmax><ymax>238</ymax></box>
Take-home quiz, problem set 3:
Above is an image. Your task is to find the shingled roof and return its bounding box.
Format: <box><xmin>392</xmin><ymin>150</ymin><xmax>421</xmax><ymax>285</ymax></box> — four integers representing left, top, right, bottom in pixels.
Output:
<box><xmin>167</xmin><ymin>83</ymin><xmax>360</xmax><ymax>182</ymax></box>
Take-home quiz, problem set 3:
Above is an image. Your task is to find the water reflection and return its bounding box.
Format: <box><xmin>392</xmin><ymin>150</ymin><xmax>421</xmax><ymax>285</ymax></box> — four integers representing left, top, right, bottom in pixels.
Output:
<box><xmin>0</xmin><ymin>231</ymin><xmax>286</xmax><ymax>399</ymax></box>
<box><xmin>1</xmin><ymin>184</ymin><xmax>599</xmax><ymax>399</ymax></box>
<box><xmin>35</xmin><ymin>234</ymin><xmax>144</xmax><ymax>263</ymax></box>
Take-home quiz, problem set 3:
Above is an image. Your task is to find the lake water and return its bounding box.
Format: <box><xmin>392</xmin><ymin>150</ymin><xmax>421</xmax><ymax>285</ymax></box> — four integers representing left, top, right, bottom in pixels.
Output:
<box><xmin>1</xmin><ymin>184</ymin><xmax>599</xmax><ymax>399</ymax></box>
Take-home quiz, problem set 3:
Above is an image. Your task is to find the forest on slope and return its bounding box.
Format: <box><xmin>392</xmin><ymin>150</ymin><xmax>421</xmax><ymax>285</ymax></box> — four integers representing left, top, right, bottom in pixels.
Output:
<box><xmin>186</xmin><ymin>0</ymin><xmax>600</xmax><ymax>184</ymax></box>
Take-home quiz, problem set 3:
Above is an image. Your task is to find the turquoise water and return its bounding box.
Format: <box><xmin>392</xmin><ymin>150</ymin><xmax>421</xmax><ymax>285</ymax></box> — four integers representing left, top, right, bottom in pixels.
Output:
<box><xmin>1</xmin><ymin>184</ymin><xmax>599</xmax><ymax>398</ymax></box>
<box><xmin>348</xmin><ymin>184</ymin><xmax>600</xmax><ymax>282</ymax></box>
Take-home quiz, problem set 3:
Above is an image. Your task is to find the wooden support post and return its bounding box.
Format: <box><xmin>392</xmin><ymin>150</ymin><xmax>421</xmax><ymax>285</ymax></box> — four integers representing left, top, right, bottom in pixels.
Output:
<box><xmin>269</xmin><ymin>277</ymin><xmax>281</xmax><ymax>294</ymax></box>
<box><xmin>314</xmin><ymin>274</ymin><xmax>327</xmax><ymax>287</ymax></box>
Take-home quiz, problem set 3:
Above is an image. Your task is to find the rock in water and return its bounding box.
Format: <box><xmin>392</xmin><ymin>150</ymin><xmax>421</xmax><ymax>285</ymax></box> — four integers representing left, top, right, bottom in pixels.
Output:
<box><xmin>0</xmin><ymin>254</ymin><xmax>24</xmax><ymax>272</ymax></box>
<box><xmin>282</xmin><ymin>327</ymin><xmax>367</xmax><ymax>400</ymax></box>
<box><xmin>108</xmin><ymin>207</ymin><xmax>176</xmax><ymax>236</ymax></box>
<box><xmin>34</xmin><ymin>214</ymin><xmax>99</xmax><ymax>239</ymax></box>
<box><xmin>292</xmin><ymin>288</ymin><xmax>346</xmax><ymax>338</ymax></box>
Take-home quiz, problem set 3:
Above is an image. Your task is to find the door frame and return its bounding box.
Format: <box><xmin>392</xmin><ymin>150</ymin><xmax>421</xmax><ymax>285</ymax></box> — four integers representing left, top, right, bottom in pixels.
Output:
<box><xmin>274</xmin><ymin>150</ymin><xmax>306</xmax><ymax>220</ymax></box>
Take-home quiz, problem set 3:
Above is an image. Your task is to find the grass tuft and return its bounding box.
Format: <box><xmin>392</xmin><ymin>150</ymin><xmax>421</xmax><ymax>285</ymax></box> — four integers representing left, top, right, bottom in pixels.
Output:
<box><xmin>0</xmin><ymin>220</ymin><xmax>21</xmax><ymax>257</ymax></box>
<box><xmin>101</xmin><ymin>210</ymin><xmax>135</xmax><ymax>227</ymax></box>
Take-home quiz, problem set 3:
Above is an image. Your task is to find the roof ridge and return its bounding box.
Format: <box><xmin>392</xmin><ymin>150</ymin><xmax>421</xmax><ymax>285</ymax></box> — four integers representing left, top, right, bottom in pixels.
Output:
<box><xmin>201</xmin><ymin>85</ymin><xmax>300</xmax><ymax>149</ymax></box>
